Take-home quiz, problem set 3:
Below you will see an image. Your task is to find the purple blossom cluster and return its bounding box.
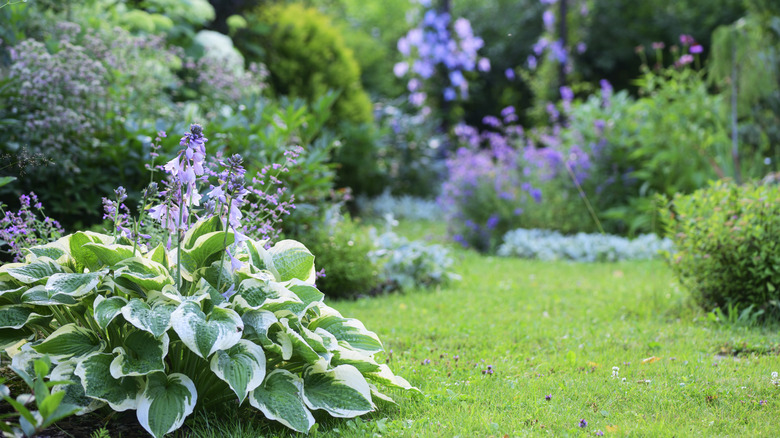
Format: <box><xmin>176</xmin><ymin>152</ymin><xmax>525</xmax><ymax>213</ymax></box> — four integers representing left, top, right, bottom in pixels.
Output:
<box><xmin>441</xmin><ymin>80</ymin><xmax>622</xmax><ymax>249</ymax></box>
<box><xmin>394</xmin><ymin>1</ymin><xmax>490</xmax><ymax>107</ymax></box>
<box><xmin>0</xmin><ymin>193</ymin><xmax>63</xmax><ymax>262</ymax></box>
<box><xmin>525</xmin><ymin>0</ymin><xmax>590</xmax><ymax>74</ymax></box>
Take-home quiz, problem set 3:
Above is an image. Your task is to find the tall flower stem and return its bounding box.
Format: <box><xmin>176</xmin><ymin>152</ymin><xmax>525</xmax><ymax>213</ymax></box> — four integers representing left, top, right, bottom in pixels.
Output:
<box><xmin>215</xmin><ymin>197</ymin><xmax>233</xmax><ymax>293</ymax></box>
<box><xmin>176</xmin><ymin>187</ymin><xmax>184</xmax><ymax>290</ymax></box>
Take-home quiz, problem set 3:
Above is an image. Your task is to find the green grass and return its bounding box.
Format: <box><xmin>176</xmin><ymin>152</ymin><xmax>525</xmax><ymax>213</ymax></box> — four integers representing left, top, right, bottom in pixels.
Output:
<box><xmin>178</xmin><ymin>224</ymin><xmax>780</xmax><ymax>437</ymax></box>
<box><xmin>184</xmin><ymin>221</ymin><xmax>778</xmax><ymax>436</ymax></box>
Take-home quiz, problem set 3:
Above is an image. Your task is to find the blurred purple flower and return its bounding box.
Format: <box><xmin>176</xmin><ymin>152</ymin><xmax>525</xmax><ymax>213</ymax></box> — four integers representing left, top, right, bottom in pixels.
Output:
<box><xmin>689</xmin><ymin>44</ymin><xmax>703</xmax><ymax>54</ymax></box>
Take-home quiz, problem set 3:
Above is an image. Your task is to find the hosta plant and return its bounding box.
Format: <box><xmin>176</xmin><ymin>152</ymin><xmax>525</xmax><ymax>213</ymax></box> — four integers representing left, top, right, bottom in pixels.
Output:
<box><xmin>0</xmin><ymin>208</ymin><xmax>416</xmax><ymax>437</ymax></box>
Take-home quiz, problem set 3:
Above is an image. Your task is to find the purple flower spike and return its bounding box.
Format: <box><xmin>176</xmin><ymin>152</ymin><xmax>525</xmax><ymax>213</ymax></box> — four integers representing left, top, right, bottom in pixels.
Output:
<box><xmin>579</xmin><ymin>419</ymin><xmax>587</xmax><ymax>428</ymax></box>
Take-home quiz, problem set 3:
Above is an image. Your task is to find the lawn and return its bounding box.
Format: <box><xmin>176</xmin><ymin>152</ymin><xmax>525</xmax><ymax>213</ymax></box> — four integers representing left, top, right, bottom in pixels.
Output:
<box><xmin>180</xmin><ymin>221</ymin><xmax>780</xmax><ymax>437</ymax></box>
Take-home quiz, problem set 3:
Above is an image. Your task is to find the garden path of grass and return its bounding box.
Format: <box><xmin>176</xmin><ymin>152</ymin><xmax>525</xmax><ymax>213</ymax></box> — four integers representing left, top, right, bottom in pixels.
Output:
<box><xmin>183</xmin><ymin>222</ymin><xmax>777</xmax><ymax>437</ymax></box>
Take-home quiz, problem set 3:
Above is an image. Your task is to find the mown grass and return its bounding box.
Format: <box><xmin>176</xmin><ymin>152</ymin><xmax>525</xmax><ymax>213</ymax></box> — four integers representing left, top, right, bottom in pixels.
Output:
<box><xmin>187</xmin><ymin>221</ymin><xmax>777</xmax><ymax>436</ymax></box>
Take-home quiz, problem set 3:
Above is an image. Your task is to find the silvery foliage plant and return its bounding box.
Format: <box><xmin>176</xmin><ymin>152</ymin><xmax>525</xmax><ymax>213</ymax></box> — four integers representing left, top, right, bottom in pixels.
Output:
<box><xmin>0</xmin><ymin>125</ymin><xmax>416</xmax><ymax>437</ymax></box>
<box><xmin>498</xmin><ymin>228</ymin><xmax>675</xmax><ymax>262</ymax></box>
<box><xmin>369</xmin><ymin>217</ymin><xmax>459</xmax><ymax>291</ymax></box>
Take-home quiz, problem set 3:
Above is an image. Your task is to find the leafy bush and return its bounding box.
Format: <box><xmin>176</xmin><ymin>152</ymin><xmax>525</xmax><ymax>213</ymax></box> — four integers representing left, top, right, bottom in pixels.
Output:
<box><xmin>299</xmin><ymin>211</ymin><xmax>381</xmax><ymax>300</ymax></box>
<box><xmin>235</xmin><ymin>3</ymin><xmax>372</xmax><ymax>126</ymax></box>
<box><xmin>659</xmin><ymin>180</ymin><xmax>780</xmax><ymax>316</ymax></box>
<box><xmin>497</xmin><ymin>228</ymin><xmax>674</xmax><ymax>262</ymax></box>
<box><xmin>369</xmin><ymin>229</ymin><xmax>459</xmax><ymax>292</ymax></box>
<box><xmin>207</xmin><ymin>93</ymin><xmax>340</xmax><ymax>238</ymax></box>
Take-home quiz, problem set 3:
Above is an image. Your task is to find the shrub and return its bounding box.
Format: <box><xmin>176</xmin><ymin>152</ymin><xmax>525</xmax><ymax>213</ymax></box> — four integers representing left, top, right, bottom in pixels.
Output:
<box><xmin>300</xmin><ymin>210</ymin><xmax>381</xmax><ymax>300</ymax></box>
<box><xmin>369</xmin><ymin>229</ymin><xmax>459</xmax><ymax>292</ymax></box>
<box><xmin>659</xmin><ymin>180</ymin><xmax>780</xmax><ymax>316</ymax></box>
<box><xmin>497</xmin><ymin>228</ymin><xmax>674</xmax><ymax>262</ymax></box>
<box><xmin>235</xmin><ymin>3</ymin><xmax>372</xmax><ymax>126</ymax></box>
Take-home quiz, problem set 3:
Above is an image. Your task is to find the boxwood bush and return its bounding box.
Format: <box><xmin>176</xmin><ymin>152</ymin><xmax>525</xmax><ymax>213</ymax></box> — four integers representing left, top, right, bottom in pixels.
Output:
<box><xmin>660</xmin><ymin>179</ymin><xmax>780</xmax><ymax>317</ymax></box>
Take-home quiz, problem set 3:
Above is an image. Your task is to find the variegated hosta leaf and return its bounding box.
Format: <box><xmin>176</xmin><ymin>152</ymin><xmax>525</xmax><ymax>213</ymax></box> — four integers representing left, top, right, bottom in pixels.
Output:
<box><xmin>302</xmin><ymin>364</ymin><xmax>375</xmax><ymax>418</ymax></box>
<box><xmin>365</xmin><ymin>364</ymin><xmax>419</xmax><ymax>392</ymax></box>
<box><xmin>82</xmin><ymin>243</ymin><xmax>135</xmax><ymax>267</ymax></box>
<box><xmin>33</xmin><ymin>323</ymin><xmax>103</xmax><ymax>361</ymax></box>
<box><xmin>0</xmin><ymin>326</ymin><xmax>34</xmax><ymax>350</ymax></box>
<box><xmin>0</xmin><ymin>284</ymin><xmax>26</xmax><ymax>305</ymax></box>
<box><xmin>21</xmin><ymin>284</ymin><xmax>78</xmax><ymax>306</ymax></box>
<box><xmin>180</xmin><ymin>230</ymin><xmax>235</xmax><ymax>281</ymax></box>
<box><xmin>69</xmin><ymin>232</ymin><xmax>103</xmax><ymax>272</ymax></box>
<box><xmin>209</xmin><ymin>339</ymin><xmax>266</xmax><ymax>404</ymax></box>
<box><xmin>114</xmin><ymin>257</ymin><xmax>174</xmax><ymax>292</ymax></box>
<box><xmin>137</xmin><ymin>372</ymin><xmax>197</xmax><ymax>438</ymax></box>
<box><xmin>45</xmin><ymin>270</ymin><xmax>106</xmax><ymax>298</ymax></box>
<box><xmin>5</xmin><ymin>258</ymin><xmax>63</xmax><ymax>284</ymax></box>
<box><xmin>241</xmin><ymin>309</ymin><xmax>286</xmax><ymax>358</ymax></box>
<box><xmin>11</xmin><ymin>343</ymin><xmax>45</xmax><ymax>378</ymax></box>
<box><xmin>249</xmin><ymin>369</ymin><xmax>314</xmax><ymax>433</ymax></box>
<box><xmin>93</xmin><ymin>295</ymin><xmax>127</xmax><ymax>330</ymax></box>
<box><xmin>308</xmin><ymin>306</ymin><xmax>384</xmax><ymax>354</ymax></box>
<box><xmin>181</xmin><ymin>216</ymin><xmax>222</xmax><ymax>250</ymax></box>
<box><xmin>160</xmin><ymin>283</ymin><xmax>209</xmax><ymax>305</ymax></box>
<box><xmin>369</xmin><ymin>383</ymin><xmax>397</xmax><ymax>406</ymax></box>
<box><xmin>276</xmin><ymin>318</ymin><xmax>321</xmax><ymax>364</ymax></box>
<box><xmin>24</xmin><ymin>242</ymin><xmax>68</xmax><ymax>264</ymax></box>
<box><xmin>110</xmin><ymin>331</ymin><xmax>169</xmax><ymax>378</ymax></box>
<box><xmin>0</xmin><ymin>305</ymin><xmax>50</xmax><ymax>329</ymax></box>
<box><xmin>232</xmin><ymin>278</ymin><xmax>302</xmax><ymax>311</ymax></box>
<box><xmin>50</xmin><ymin>360</ymin><xmax>105</xmax><ymax>415</ymax></box>
<box><xmin>121</xmin><ymin>298</ymin><xmax>177</xmax><ymax>338</ymax></box>
<box><xmin>75</xmin><ymin>352</ymin><xmax>142</xmax><ymax>412</ymax></box>
<box><xmin>171</xmin><ymin>302</ymin><xmax>243</xmax><ymax>358</ymax></box>
<box><xmin>286</xmin><ymin>279</ymin><xmax>324</xmax><ymax>305</ymax></box>
<box><xmin>268</xmin><ymin>240</ymin><xmax>315</xmax><ymax>282</ymax></box>
<box><xmin>146</xmin><ymin>243</ymin><xmax>170</xmax><ymax>267</ymax></box>
<box><xmin>245</xmin><ymin>239</ymin><xmax>278</xmax><ymax>278</ymax></box>
<box><xmin>330</xmin><ymin>345</ymin><xmax>382</xmax><ymax>374</ymax></box>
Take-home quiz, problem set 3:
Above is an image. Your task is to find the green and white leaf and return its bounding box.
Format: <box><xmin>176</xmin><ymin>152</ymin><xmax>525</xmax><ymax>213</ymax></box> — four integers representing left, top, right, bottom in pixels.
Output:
<box><xmin>24</xmin><ymin>242</ymin><xmax>68</xmax><ymax>264</ymax></box>
<box><xmin>45</xmin><ymin>270</ymin><xmax>105</xmax><ymax>298</ymax></box>
<box><xmin>241</xmin><ymin>309</ymin><xmax>286</xmax><ymax>357</ymax></box>
<box><xmin>82</xmin><ymin>243</ymin><xmax>135</xmax><ymax>267</ymax></box>
<box><xmin>5</xmin><ymin>258</ymin><xmax>63</xmax><ymax>284</ymax></box>
<box><xmin>121</xmin><ymin>298</ymin><xmax>177</xmax><ymax>338</ymax></box>
<box><xmin>180</xmin><ymin>230</ymin><xmax>235</xmax><ymax>279</ymax></box>
<box><xmin>146</xmin><ymin>243</ymin><xmax>170</xmax><ymax>267</ymax></box>
<box><xmin>365</xmin><ymin>364</ymin><xmax>419</xmax><ymax>392</ymax></box>
<box><xmin>210</xmin><ymin>339</ymin><xmax>266</xmax><ymax>404</ymax></box>
<box><xmin>0</xmin><ymin>305</ymin><xmax>49</xmax><ymax>329</ymax></box>
<box><xmin>69</xmin><ymin>232</ymin><xmax>103</xmax><ymax>272</ymax></box>
<box><xmin>0</xmin><ymin>326</ymin><xmax>34</xmax><ymax>350</ymax></box>
<box><xmin>331</xmin><ymin>345</ymin><xmax>382</xmax><ymax>374</ymax></box>
<box><xmin>51</xmin><ymin>360</ymin><xmax>105</xmax><ymax>415</ymax></box>
<box><xmin>308</xmin><ymin>306</ymin><xmax>383</xmax><ymax>354</ymax></box>
<box><xmin>93</xmin><ymin>295</ymin><xmax>127</xmax><ymax>329</ymax></box>
<box><xmin>171</xmin><ymin>302</ymin><xmax>243</xmax><ymax>358</ymax></box>
<box><xmin>286</xmin><ymin>279</ymin><xmax>324</xmax><ymax>305</ymax></box>
<box><xmin>136</xmin><ymin>372</ymin><xmax>197</xmax><ymax>438</ymax></box>
<box><xmin>302</xmin><ymin>363</ymin><xmax>375</xmax><ymax>418</ymax></box>
<box><xmin>268</xmin><ymin>240</ymin><xmax>315</xmax><ymax>282</ymax></box>
<box><xmin>114</xmin><ymin>257</ymin><xmax>174</xmax><ymax>291</ymax></box>
<box><xmin>21</xmin><ymin>284</ymin><xmax>78</xmax><ymax>306</ymax></box>
<box><xmin>33</xmin><ymin>324</ymin><xmax>103</xmax><ymax>361</ymax></box>
<box><xmin>278</xmin><ymin>318</ymin><xmax>321</xmax><ymax>364</ymax></box>
<box><xmin>0</xmin><ymin>284</ymin><xmax>26</xmax><ymax>305</ymax></box>
<box><xmin>75</xmin><ymin>352</ymin><xmax>142</xmax><ymax>411</ymax></box>
<box><xmin>159</xmin><ymin>283</ymin><xmax>208</xmax><ymax>304</ymax></box>
<box><xmin>249</xmin><ymin>369</ymin><xmax>314</xmax><ymax>433</ymax></box>
<box><xmin>232</xmin><ymin>278</ymin><xmax>302</xmax><ymax>312</ymax></box>
<box><xmin>110</xmin><ymin>331</ymin><xmax>169</xmax><ymax>378</ymax></box>
<box><xmin>181</xmin><ymin>216</ymin><xmax>222</xmax><ymax>250</ymax></box>
<box><xmin>245</xmin><ymin>239</ymin><xmax>278</xmax><ymax>278</ymax></box>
